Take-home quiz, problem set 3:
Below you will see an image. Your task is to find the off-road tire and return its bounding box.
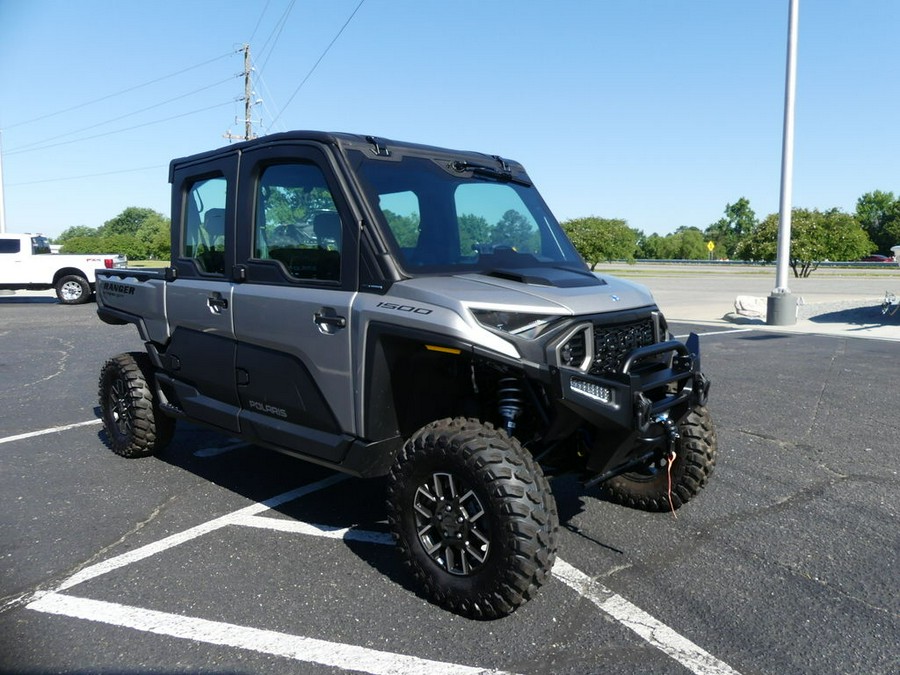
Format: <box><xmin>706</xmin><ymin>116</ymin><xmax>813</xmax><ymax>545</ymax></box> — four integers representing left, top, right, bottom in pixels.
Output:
<box><xmin>55</xmin><ymin>274</ymin><xmax>91</xmax><ymax>305</ymax></box>
<box><xmin>387</xmin><ymin>417</ymin><xmax>559</xmax><ymax>619</ymax></box>
<box><xmin>604</xmin><ymin>405</ymin><xmax>717</xmax><ymax>511</ymax></box>
<box><xmin>98</xmin><ymin>352</ymin><xmax>174</xmax><ymax>458</ymax></box>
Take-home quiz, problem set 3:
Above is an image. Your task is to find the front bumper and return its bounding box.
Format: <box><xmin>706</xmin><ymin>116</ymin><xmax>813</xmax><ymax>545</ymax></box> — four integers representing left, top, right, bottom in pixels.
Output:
<box><xmin>549</xmin><ymin>335</ymin><xmax>710</xmax><ymax>433</ymax></box>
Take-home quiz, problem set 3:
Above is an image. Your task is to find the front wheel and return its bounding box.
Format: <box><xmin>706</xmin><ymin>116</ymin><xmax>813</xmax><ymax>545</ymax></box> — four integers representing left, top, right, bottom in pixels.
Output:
<box><xmin>604</xmin><ymin>405</ymin><xmax>717</xmax><ymax>512</ymax></box>
<box><xmin>387</xmin><ymin>418</ymin><xmax>559</xmax><ymax>619</ymax></box>
<box><xmin>55</xmin><ymin>275</ymin><xmax>91</xmax><ymax>304</ymax></box>
<box><xmin>98</xmin><ymin>352</ymin><xmax>174</xmax><ymax>458</ymax></box>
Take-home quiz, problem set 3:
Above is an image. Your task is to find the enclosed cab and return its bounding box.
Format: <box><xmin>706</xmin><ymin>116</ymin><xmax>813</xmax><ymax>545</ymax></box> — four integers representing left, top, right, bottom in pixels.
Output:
<box><xmin>96</xmin><ymin>132</ymin><xmax>716</xmax><ymax>618</ymax></box>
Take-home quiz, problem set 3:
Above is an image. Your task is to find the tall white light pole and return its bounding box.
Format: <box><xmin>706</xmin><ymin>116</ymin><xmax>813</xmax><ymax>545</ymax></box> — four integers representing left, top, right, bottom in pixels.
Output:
<box><xmin>768</xmin><ymin>0</ymin><xmax>800</xmax><ymax>325</ymax></box>
<box><xmin>0</xmin><ymin>130</ymin><xmax>6</xmax><ymax>234</ymax></box>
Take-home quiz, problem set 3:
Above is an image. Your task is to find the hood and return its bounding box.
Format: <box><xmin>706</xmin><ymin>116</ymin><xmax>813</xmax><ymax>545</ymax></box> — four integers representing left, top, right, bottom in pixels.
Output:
<box><xmin>387</xmin><ymin>269</ymin><xmax>657</xmax><ymax>317</ymax></box>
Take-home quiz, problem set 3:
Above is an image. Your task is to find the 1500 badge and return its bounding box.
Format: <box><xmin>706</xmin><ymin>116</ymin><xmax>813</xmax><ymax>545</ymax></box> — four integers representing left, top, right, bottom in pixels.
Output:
<box><xmin>377</xmin><ymin>301</ymin><xmax>432</xmax><ymax>315</ymax></box>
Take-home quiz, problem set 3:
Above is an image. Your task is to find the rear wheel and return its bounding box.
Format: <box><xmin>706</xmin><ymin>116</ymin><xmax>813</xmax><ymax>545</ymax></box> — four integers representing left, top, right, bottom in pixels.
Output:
<box><xmin>387</xmin><ymin>417</ymin><xmax>559</xmax><ymax>619</ymax></box>
<box><xmin>55</xmin><ymin>275</ymin><xmax>91</xmax><ymax>304</ymax></box>
<box><xmin>98</xmin><ymin>352</ymin><xmax>174</xmax><ymax>458</ymax></box>
<box><xmin>604</xmin><ymin>405</ymin><xmax>717</xmax><ymax>511</ymax></box>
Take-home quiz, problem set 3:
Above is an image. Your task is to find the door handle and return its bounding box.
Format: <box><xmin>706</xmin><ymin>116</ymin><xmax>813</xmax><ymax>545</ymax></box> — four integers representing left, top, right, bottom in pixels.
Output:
<box><xmin>207</xmin><ymin>293</ymin><xmax>229</xmax><ymax>313</ymax></box>
<box><xmin>314</xmin><ymin>308</ymin><xmax>347</xmax><ymax>330</ymax></box>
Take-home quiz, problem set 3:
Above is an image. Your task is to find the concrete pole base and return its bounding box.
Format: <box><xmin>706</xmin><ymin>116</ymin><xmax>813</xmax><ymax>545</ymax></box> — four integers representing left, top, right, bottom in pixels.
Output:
<box><xmin>767</xmin><ymin>292</ymin><xmax>797</xmax><ymax>326</ymax></box>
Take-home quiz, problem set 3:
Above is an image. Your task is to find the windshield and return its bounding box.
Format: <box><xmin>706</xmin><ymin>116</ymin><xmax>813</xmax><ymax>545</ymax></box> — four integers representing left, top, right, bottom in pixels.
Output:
<box><xmin>353</xmin><ymin>153</ymin><xmax>587</xmax><ymax>275</ymax></box>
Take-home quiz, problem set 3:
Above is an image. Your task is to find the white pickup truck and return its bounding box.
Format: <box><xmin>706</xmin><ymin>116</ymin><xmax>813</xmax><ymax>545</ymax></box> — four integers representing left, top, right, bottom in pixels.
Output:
<box><xmin>0</xmin><ymin>232</ymin><xmax>127</xmax><ymax>304</ymax></box>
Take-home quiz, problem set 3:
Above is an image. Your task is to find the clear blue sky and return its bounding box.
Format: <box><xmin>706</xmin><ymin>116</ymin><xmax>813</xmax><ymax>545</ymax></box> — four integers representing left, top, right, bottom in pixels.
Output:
<box><xmin>1</xmin><ymin>0</ymin><xmax>898</xmax><ymax>241</ymax></box>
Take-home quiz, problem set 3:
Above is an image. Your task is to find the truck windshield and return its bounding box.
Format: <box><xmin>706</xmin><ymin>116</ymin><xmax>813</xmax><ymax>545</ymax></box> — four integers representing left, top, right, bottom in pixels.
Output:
<box><xmin>353</xmin><ymin>153</ymin><xmax>587</xmax><ymax>275</ymax></box>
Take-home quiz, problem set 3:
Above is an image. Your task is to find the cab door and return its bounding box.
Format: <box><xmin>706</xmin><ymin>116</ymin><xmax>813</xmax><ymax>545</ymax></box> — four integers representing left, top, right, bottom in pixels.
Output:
<box><xmin>164</xmin><ymin>153</ymin><xmax>241</xmax><ymax>432</ymax></box>
<box><xmin>230</xmin><ymin>143</ymin><xmax>359</xmax><ymax>462</ymax></box>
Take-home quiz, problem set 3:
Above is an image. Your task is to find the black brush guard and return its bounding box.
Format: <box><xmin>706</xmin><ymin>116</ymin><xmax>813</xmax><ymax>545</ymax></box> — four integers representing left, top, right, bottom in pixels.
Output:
<box><xmin>549</xmin><ymin>333</ymin><xmax>710</xmax><ymax>481</ymax></box>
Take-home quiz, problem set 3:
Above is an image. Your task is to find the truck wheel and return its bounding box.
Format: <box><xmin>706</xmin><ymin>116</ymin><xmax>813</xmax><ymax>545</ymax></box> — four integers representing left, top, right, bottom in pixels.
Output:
<box><xmin>98</xmin><ymin>352</ymin><xmax>174</xmax><ymax>458</ymax></box>
<box><xmin>386</xmin><ymin>417</ymin><xmax>559</xmax><ymax>619</ymax></box>
<box><xmin>604</xmin><ymin>405</ymin><xmax>717</xmax><ymax>512</ymax></box>
<box><xmin>56</xmin><ymin>275</ymin><xmax>91</xmax><ymax>304</ymax></box>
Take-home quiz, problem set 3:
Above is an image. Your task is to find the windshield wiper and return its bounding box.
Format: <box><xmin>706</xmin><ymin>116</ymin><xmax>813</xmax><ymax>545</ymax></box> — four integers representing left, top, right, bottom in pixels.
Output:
<box><xmin>450</xmin><ymin>160</ymin><xmax>532</xmax><ymax>187</ymax></box>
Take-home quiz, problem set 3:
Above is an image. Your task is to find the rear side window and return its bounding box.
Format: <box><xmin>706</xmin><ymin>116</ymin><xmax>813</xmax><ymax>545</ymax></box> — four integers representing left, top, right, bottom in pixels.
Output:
<box><xmin>182</xmin><ymin>176</ymin><xmax>227</xmax><ymax>275</ymax></box>
<box><xmin>253</xmin><ymin>162</ymin><xmax>342</xmax><ymax>282</ymax></box>
<box><xmin>0</xmin><ymin>239</ymin><xmax>21</xmax><ymax>254</ymax></box>
<box><xmin>31</xmin><ymin>237</ymin><xmax>52</xmax><ymax>254</ymax></box>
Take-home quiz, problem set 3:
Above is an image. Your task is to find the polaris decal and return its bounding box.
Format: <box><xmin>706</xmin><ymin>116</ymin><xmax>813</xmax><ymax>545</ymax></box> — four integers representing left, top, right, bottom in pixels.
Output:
<box><xmin>248</xmin><ymin>400</ymin><xmax>288</xmax><ymax>418</ymax></box>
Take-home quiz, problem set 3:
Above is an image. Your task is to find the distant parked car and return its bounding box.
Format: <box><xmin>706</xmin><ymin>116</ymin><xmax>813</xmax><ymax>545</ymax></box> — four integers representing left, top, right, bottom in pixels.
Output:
<box><xmin>860</xmin><ymin>254</ymin><xmax>895</xmax><ymax>263</ymax></box>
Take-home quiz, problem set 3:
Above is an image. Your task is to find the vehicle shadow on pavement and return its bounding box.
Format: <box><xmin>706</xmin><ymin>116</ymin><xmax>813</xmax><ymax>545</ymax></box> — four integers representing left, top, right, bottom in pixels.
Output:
<box><xmin>95</xmin><ymin>421</ymin><xmax>421</xmax><ymax>592</ymax></box>
<box><xmin>95</xmin><ymin>420</ymin><xmax>629</xmax><ymax>607</ymax></box>
<box><xmin>808</xmin><ymin>304</ymin><xmax>898</xmax><ymax>327</ymax></box>
<box><xmin>0</xmin><ymin>296</ymin><xmax>59</xmax><ymax>304</ymax></box>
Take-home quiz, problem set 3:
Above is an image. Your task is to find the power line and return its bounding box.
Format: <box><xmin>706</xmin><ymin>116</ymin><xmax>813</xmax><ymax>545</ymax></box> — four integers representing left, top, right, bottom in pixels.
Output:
<box><xmin>7</xmin><ymin>77</ymin><xmax>236</xmax><ymax>154</ymax></box>
<box><xmin>7</xmin><ymin>164</ymin><xmax>166</xmax><ymax>187</ymax></box>
<box><xmin>254</xmin><ymin>71</ymin><xmax>286</xmax><ymax>135</ymax></box>
<box><xmin>247</xmin><ymin>0</ymin><xmax>273</xmax><ymax>44</ymax></box>
<box><xmin>4</xmin><ymin>51</ymin><xmax>235</xmax><ymax>130</ymax></box>
<box><xmin>270</xmin><ymin>0</ymin><xmax>366</xmax><ymax>127</ymax></box>
<box><xmin>4</xmin><ymin>101</ymin><xmax>234</xmax><ymax>156</ymax></box>
<box><xmin>256</xmin><ymin>0</ymin><xmax>298</xmax><ymax>79</ymax></box>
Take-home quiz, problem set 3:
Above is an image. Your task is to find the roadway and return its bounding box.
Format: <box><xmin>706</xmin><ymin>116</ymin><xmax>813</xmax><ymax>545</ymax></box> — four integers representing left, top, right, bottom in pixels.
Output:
<box><xmin>0</xmin><ymin>281</ymin><xmax>897</xmax><ymax>674</ymax></box>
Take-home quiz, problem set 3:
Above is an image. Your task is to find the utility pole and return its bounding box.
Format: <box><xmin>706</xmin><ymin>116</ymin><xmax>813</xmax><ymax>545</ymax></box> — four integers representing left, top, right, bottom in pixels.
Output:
<box><xmin>224</xmin><ymin>44</ymin><xmax>259</xmax><ymax>142</ymax></box>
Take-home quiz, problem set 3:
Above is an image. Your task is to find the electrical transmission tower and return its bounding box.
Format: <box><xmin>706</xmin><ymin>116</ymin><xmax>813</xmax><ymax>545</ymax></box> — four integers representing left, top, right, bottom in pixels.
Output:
<box><xmin>224</xmin><ymin>44</ymin><xmax>261</xmax><ymax>142</ymax></box>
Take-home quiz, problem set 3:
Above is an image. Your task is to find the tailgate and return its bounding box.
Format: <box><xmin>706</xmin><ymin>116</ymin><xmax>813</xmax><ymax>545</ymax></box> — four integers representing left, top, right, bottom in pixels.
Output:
<box><xmin>96</xmin><ymin>268</ymin><xmax>169</xmax><ymax>343</ymax></box>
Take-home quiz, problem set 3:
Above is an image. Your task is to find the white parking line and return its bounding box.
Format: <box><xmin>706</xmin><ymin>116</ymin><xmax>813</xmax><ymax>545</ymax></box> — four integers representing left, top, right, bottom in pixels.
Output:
<box><xmin>0</xmin><ymin>419</ymin><xmax>102</xmax><ymax>446</ymax></box>
<box><xmin>552</xmin><ymin>560</ymin><xmax>740</xmax><ymax>675</ymax></box>
<box><xmin>673</xmin><ymin>328</ymin><xmax>754</xmax><ymax>339</ymax></box>
<box><xmin>29</xmin><ymin>592</ymin><xmax>512</xmax><ymax>675</ymax></box>
<box><xmin>20</xmin><ymin>421</ymin><xmax>741</xmax><ymax>675</ymax></box>
<box><xmin>233</xmin><ymin>512</ymin><xmax>395</xmax><ymax>545</ymax></box>
<box><xmin>56</xmin><ymin>474</ymin><xmax>348</xmax><ymax>591</ymax></box>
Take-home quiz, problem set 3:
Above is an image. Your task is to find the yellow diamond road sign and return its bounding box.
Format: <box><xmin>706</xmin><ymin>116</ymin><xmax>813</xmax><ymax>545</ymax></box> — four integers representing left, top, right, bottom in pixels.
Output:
<box><xmin>707</xmin><ymin>240</ymin><xmax>715</xmax><ymax>252</ymax></box>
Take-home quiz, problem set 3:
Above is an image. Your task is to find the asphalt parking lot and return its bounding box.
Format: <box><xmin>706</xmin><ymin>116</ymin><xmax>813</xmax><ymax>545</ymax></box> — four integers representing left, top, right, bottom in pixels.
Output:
<box><xmin>1</xmin><ymin>294</ymin><xmax>897</xmax><ymax>674</ymax></box>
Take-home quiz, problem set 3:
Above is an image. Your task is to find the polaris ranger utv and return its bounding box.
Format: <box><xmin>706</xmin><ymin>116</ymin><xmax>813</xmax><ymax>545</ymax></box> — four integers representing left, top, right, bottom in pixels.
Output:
<box><xmin>95</xmin><ymin>131</ymin><xmax>715</xmax><ymax>619</ymax></box>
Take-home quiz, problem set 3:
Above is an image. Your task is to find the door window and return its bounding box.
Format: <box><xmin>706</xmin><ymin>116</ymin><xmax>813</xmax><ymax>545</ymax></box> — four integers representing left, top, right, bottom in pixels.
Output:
<box><xmin>254</xmin><ymin>163</ymin><xmax>342</xmax><ymax>282</ymax></box>
<box><xmin>183</xmin><ymin>176</ymin><xmax>228</xmax><ymax>275</ymax></box>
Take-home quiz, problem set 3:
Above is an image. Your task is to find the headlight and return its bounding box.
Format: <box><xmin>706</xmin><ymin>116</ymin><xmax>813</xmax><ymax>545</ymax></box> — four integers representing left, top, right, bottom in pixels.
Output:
<box><xmin>470</xmin><ymin>309</ymin><xmax>559</xmax><ymax>339</ymax></box>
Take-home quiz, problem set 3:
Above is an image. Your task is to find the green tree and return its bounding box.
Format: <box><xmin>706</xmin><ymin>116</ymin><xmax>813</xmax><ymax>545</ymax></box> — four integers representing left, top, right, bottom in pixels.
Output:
<box><xmin>705</xmin><ymin>197</ymin><xmax>757</xmax><ymax>259</ymax></box>
<box><xmin>458</xmin><ymin>213</ymin><xmax>491</xmax><ymax>255</ymax></box>
<box><xmin>59</xmin><ymin>235</ymin><xmax>111</xmax><ymax>254</ymax></box>
<box><xmin>55</xmin><ymin>225</ymin><xmax>100</xmax><ymax>247</ymax></box>
<box><xmin>855</xmin><ymin>190</ymin><xmax>900</xmax><ymax>255</ymax></box>
<box><xmin>382</xmin><ymin>209</ymin><xmax>420</xmax><ymax>248</ymax></box>
<box><xmin>100</xmin><ymin>207</ymin><xmax>166</xmax><ymax>237</ymax></box>
<box><xmin>493</xmin><ymin>210</ymin><xmax>540</xmax><ymax>253</ymax></box>
<box><xmin>135</xmin><ymin>217</ymin><xmax>171</xmax><ymax>259</ymax></box>
<box><xmin>56</xmin><ymin>208</ymin><xmax>171</xmax><ymax>258</ymax></box>
<box><xmin>738</xmin><ymin>208</ymin><xmax>873</xmax><ymax>277</ymax></box>
<box><xmin>561</xmin><ymin>216</ymin><xmax>639</xmax><ymax>268</ymax></box>
<box><xmin>663</xmin><ymin>227</ymin><xmax>708</xmax><ymax>260</ymax></box>
<box><xmin>636</xmin><ymin>232</ymin><xmax>665</xmax><ymax>259</ymax></box>
<box><xmin>263</xmin><ymin>186</ymin><xmax>334</xmax><ymax>227</ymax></box>
<box><xmin>99</xmin><ymin>233</ymin><xmax>147</xmax><ymax>259</ymax></box>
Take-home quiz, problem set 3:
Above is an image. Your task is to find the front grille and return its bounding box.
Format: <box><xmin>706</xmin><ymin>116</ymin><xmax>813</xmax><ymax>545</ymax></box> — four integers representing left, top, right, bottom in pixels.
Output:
<box><xmin>590</xmin><ymin>318</ymin><xmax>656</xmax><ymax>376</ymax></box>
